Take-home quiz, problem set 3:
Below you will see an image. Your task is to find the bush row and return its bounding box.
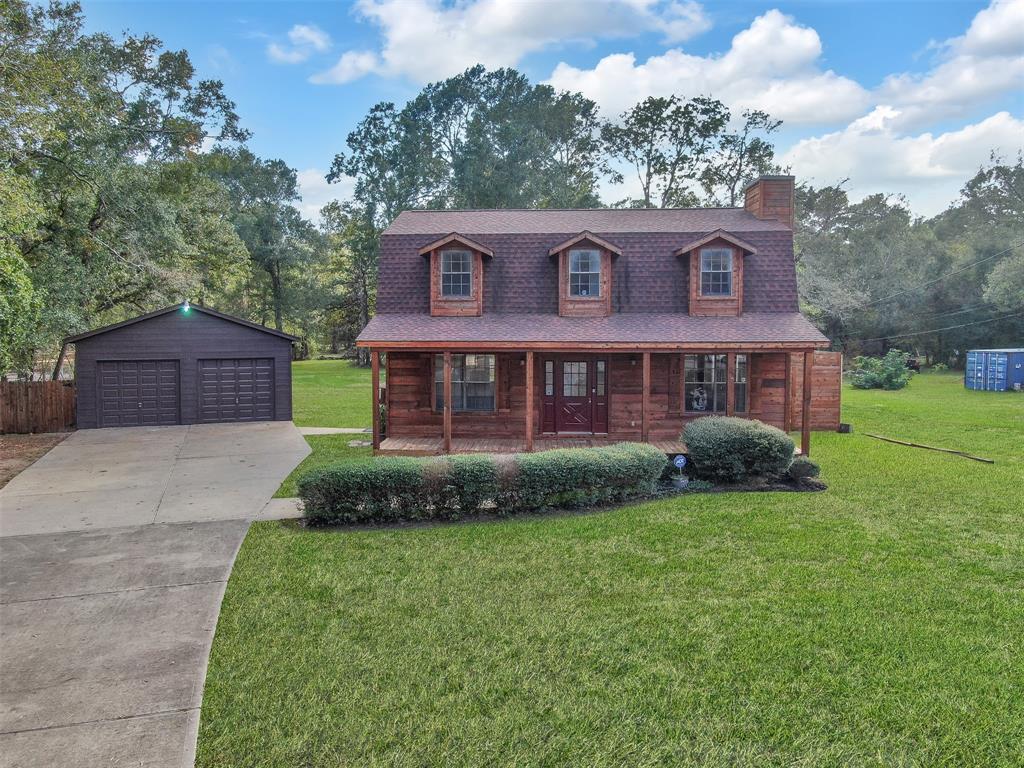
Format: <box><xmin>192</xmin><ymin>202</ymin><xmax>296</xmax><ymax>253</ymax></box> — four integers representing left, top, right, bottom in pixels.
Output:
<box><xmin>298</xmin><ymin>443</ymin><xmax>668</xmax><ymax>525</ymax></box>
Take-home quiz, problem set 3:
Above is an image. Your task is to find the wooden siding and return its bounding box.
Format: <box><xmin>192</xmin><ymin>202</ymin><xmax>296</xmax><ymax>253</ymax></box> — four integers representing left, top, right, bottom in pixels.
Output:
<box><xmin>73</xmin><ymin>309</ymin><xmax>292</xmax><ymax>428</ymax></box>
<box><xmin>686</xmin><ymin>240</ymin><xmax>744</xmax><ymax>317</ymax></box>
<box><xmin>384</xmin><ymin>350</ymin><xmax>839</xmax><ymax>446</ymax></box>
<box><xmin>744</xmin><ymin>177</ymin><xmax>795</xmax><ymax>229</ymax></box>
<box><xmin>557</xmin><ymin>247</ymin><xmax>613</xmax><ymax>317</ymax></box>
<box><xmin>0</xmin><ymin>381</ymin><xmax>77</xmax><ymax>434</ymax></box>
<box><xmin>789</xmin><ymin>351</ymin><xmax>842</xmax><ymax>431</ymax></box>
<box><xmin>429</xmin><ymin>248</ymin><xmax>485</xmax><ymax>316</ymax></box>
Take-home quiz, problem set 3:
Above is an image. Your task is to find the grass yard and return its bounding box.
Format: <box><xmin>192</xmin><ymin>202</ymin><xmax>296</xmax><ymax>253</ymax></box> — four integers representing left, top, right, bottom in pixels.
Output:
<box><xmin>199</xmin><ymin>372</ymin><xmax>1024</xmax><ymax>767</ymax></box>
<box><xmin>290</xmin><ymin>358</ymin><xmax>372</xmax><ymax>428</ymax></box>
<box><xmin>274</xmin><ymin>436</ymin><xmax>372</xmax><ymax>498</ymax></box>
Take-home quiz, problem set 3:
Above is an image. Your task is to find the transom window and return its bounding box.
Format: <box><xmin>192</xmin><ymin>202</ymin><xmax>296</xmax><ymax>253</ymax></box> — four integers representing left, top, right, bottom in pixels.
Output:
<box><xmin>569</xmin><ymin>249</ymin><xmax>601</xmax><ymax>297</ymax></box>
<box><xmin>434</xmin><ymin>354</ymin><xmax>495</xmax><ymax>411</ymax></box>
<box><xmin>700</xmin><ymin>247</ymin><xmax>733</xmax><ymax>296</ymax></box>
<box><xmin>441</xmin><ymin>250</ymin><xmax>472</xmax><ymax>297</ymax></box>
<box><xmin>685</xmin><ymin>354</ymin><xmax>727</xmax><ymax>413</ymax></box>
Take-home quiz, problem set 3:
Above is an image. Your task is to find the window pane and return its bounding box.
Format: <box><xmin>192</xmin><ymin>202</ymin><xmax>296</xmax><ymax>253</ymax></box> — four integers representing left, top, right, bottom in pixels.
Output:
<box><xmin>544</xmin><ymin>360</ymin><xmax>554</xmax><ymax>396</ymax></box>
<box><xmin>699</xmin><ymin>247</ymin><xmax>732</xmax><ymax>296</ymax></box>
<box><xmin>684</xmin><ymin>353</ymin><xmax>726</xmax><ymax>412</ymax></box>
<box><xmin>563</xmin><ymin>361</ymin><xmax>588</xmax><ymax>397</ymax></box>
<box><xmin>441</xmin><ymin>250</ymin><xmax>472</xmax><ymax>297</ymax></box>
<box><xmin>734</xmin><ymin>354</ymin><xmax>748</xmax><ymax>412</ymax></box>
<box><xmin>435</xmin><ymin>354</ymin><xmax>495</xmax><ymax>411</ymax></box>
<box><xmin>596</xmin><ymin>360</ymin><xmax>605</xmax><ymax>396</ymax></box>
<box><xmin>569</xmin><ymin>249</ymin><xmax>601</xmax><ymax>297</ymax></box>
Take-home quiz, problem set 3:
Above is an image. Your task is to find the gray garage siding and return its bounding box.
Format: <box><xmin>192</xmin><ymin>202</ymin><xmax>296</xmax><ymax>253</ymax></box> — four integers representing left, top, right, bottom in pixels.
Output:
<box><xmin>73</xmin><ymin>308</ymin><xmax>294</xmax><ymax>428</ymax></box>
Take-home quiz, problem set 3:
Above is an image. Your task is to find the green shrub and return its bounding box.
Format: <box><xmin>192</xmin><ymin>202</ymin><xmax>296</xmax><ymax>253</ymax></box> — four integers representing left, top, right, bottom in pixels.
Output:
<box><xmin>848</xmin><ymin>349</ymin><xmax>913</xmax><ymax>390</ymax></box>
<box><xmin>298</xmin><ymin>457</ymin><xmax>426</xmax><ymax>525</ymax></box>
<box><xmin>300</xmin><ymin>443</ymin><xmax>667</xmax><ymax>525</ymax></box>
<box><xmin>683</xmin><ymin>416</ymin><xmax>795</xmax><ymax>483</ymax></box>
<box><xmin>931</xmin><ymin>362</ymin><xmax>949</xmax><ymax>372</ymax></box>
<box><xmin>787</xmin><ymin>455</ymin><xmax>821</xmax><ymax>480</ymax></box>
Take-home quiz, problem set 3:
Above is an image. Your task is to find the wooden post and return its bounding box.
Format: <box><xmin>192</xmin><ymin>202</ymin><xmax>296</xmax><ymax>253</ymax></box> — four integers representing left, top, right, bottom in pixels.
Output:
<box><xmin>525</xmin><ymin>351</ymin><xmax>535</xmax><ymax>452</ymax></box>
<box><xmin>641</xmin><ymin>351</ymin><xmax>651</xmax><ymax>442</ymax></box>
<box><xmin>443</xmin><ymin>350</ymin><xmax>452</xmax><ymax>454</ymax></box>
<box><xmin>784</xmin><ymin>352</ymin><xmax>793</xmax><ymax>432</ymax></box>
<box><xmin>726</xmin><ymin>352</ymin><xmax>736</xmax><ymax>416</ymax></box>
<box><xmin>370</xmin><ymin>350</ymin><xmax>381</xmax><ymax>450</ymax></box>
<box><xmin>801</xmin><ymin>350</ymin><xmax>813</xmax><ymax>457</ymax></box>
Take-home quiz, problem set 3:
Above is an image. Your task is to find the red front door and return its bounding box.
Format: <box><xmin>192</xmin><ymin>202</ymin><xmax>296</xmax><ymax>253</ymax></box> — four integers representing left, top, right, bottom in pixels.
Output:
<box><xmin>542</xmin><ymin>356</ymin><xmax>609</xmax><ymax>434</ymax></box>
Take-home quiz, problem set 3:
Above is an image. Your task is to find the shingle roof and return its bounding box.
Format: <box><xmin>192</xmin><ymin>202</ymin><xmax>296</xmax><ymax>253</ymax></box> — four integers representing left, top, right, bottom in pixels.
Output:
<box><xmin>385</xmin><ymin>208</ymin><xmax>790</xmax><ymax>235</ymax></box>
<box><xmin>65</xmin><ymin>304</ymin><xmax>299</xmax><ymax>343</ymax></box>
<box><xmin>357</xmin><ymin>312</ymin><xmax>828</xmax><ymax>347</ymax></box>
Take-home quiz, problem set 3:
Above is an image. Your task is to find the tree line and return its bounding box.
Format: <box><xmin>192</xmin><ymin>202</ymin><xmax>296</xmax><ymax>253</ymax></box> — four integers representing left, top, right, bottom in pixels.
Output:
<box><xmin>3</xmin><ymin>1</ymin><xmax>1020</xmax><ymax>377</ymax></box>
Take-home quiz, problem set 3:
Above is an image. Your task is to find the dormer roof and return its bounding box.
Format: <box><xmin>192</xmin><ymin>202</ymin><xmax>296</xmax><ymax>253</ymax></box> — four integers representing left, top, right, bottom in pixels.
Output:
<box><xmin>547</xmin><ymin>231</ymin><xmax>622</xmax><ymax>257</ymax></box>
<box><xmin>417</xmin><ymin>232</ymin><xmax>494</xmax><ymax>258</ymax></box>
<box><xmin>672</xmin><ymin>229</ymin><xmax>758</xmax><ymax>257</ymax></box>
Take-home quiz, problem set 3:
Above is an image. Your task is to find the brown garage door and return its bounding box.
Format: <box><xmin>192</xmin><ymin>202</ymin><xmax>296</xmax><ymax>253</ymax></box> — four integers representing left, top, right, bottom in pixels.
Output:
<box><xmin>198</xmin><ymin>358</ymin><xmax>275</xmax><ymax>423</ymax></box>
<box><xmin>98</xmin><ymin>360</ymin><xmax>180</xmax><ymax>427</ymax></box>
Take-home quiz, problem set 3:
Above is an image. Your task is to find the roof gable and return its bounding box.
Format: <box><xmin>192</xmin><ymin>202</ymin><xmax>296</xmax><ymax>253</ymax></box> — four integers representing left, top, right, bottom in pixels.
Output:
<box><xmin>417</xmin><ymin>232</ymin><xmax>494</xmax><ymax>258</ymax></box>
<box><xmin>673</xmin><ymin>229</ymin><xmax>758</xmax><ymax>256</ymax></box>
<box><xmin>547</xmin><ymin>231</ymin><xmax>622</xmax><ymax>257</ymax></box>
<box><xmin>65</xmin><ymin>304</ymin><xmax>299</xmax><ymax>343</ymax></box>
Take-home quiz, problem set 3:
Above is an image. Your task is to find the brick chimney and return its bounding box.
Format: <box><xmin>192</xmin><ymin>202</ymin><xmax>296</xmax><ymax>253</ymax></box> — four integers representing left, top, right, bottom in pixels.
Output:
<box><xmin>744</xmin><ymin>175</ymin><xmax>795</xmax><ymax>229</ymax></box>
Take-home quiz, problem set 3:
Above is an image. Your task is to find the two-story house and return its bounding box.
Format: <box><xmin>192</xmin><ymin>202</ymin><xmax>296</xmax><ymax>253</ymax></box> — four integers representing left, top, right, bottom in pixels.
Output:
<box><xmin>357</xmin><ymin>175</ymin><xmax>840</xmax><ymax>457</ymax></box>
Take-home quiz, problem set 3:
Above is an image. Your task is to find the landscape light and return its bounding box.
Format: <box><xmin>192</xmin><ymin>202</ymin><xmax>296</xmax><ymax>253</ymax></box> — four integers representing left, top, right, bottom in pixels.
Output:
<box><xmin>182</xmin><ymin>299</ymin><xmax>190</xmax><ymax>313</ymax></box>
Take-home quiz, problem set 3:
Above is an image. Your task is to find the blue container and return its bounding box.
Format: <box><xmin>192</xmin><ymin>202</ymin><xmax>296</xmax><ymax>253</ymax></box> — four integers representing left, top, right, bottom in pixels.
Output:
<box><xmin>965</xmin><ymin>349</ymin><xmax>1024</xmax><ymax>392</ymax></box>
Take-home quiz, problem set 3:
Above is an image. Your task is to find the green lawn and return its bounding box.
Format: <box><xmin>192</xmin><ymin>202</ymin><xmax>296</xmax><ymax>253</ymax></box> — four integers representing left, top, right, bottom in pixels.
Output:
<box><xmin>291</xmin><ymin>358</ymin><xmax>372</xmax><ymax>428</ymax></box>
<box><xmin>274</xmin><ymin>436</ymin><xmax>372</xmax><ymax>498</ymax></box>
<box><xmin>200</xmin><ymin>372</ymin><xmax>1024</xmax><ymax>767</ymax></box>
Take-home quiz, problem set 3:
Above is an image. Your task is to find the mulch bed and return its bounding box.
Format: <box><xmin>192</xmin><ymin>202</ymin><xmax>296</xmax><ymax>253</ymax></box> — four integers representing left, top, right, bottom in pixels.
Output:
<box><xmin>0</xmin><ymin>432</ymin><xmax>72</xmax><ymax>489</ymax></box>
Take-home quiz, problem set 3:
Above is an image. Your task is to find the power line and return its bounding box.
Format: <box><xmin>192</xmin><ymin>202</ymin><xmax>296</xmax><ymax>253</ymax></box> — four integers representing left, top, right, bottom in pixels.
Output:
<box><xmin>858</xmin><ymin>241</ymin><xmax>1024</xmax><ymax>308</ymax></box>
<box><xmin>848</xmin><ymin>309</ymin><xmax>1024</xmax><ymax>343</ymax></box>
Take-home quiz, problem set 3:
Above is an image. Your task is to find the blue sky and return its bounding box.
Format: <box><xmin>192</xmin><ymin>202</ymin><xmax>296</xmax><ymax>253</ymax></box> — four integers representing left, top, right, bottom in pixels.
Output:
<box><xmin>82</xmin><ymin>0</ymin><xmax>1024</xmax><ymax>218</ymax></box>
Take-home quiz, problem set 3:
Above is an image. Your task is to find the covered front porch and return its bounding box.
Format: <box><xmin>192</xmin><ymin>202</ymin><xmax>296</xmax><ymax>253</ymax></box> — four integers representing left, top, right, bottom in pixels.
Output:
<box><xmin>369</xmin><ymin>346</ymin><xmax>836</xmax><ymax>458</ymax></box>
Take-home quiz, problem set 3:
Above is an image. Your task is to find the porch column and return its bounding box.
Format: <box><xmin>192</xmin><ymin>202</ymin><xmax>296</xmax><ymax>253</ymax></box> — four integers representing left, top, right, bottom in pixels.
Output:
<box><xmin>726</xmin><ymin>352</ymin><xmax>736</xmax><ymax>416</ymax></box>
<box><xmin>371</xmin><ymin>349</ymin><xmax>381</xmax><ymax>450</ymax></box>
<box><xmin>641</xmin><ymin>351</ymin><xmax>651</xmax><ymax>442</ymax></box>
<box><xmin>801</xmin><ymin>350</ymin><xmax>813</xmax><ymax>457</ymax></box>
<box><xmin>443</xmin><ymin>350</ymin><xmax>452</xmax><ymax>454</ymax></box>
<box><xmin>525</xmin><ymin>351</ymin><xmax>534</xmax><ymax>452</ymax></box>
<box><xmin>784</xmin><ymin>352</ymin><xmax>793</xmax><ymax>432</ymax></box>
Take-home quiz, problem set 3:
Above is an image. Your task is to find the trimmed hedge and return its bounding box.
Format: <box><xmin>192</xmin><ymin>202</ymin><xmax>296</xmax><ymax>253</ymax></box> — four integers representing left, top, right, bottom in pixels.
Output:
<box><xmin>787</xmin><ymin>455</ymin><xmax>821</xmax><ymax>480</ymax></box>
<box><xmin>683</xmin><ymin>416</ymin><xmax>795</xmax><ymax>483</ymax></box>
<box><xmin>298</xmin><ymin>443</ymin><xmax>668</xmax><ymax>525</ymax></box>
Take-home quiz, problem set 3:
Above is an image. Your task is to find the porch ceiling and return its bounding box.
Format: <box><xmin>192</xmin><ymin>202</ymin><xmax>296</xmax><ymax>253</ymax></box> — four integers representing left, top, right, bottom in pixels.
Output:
<box><xmin>357</xmin><ymin>312</ymin><xmax>829</xmax><ymax>349</ymax></box>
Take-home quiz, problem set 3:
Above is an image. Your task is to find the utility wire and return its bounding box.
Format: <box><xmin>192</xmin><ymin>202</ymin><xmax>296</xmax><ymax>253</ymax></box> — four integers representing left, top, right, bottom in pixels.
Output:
<box><xmin>858</xmin><ymin>240</ymin><xmax>1024</xmax><ymax>308</ymax></box>
<box><xmin>848</xmin><ymin>309</ymin><xmax>1024</xmax><ymax>343</ymax></box>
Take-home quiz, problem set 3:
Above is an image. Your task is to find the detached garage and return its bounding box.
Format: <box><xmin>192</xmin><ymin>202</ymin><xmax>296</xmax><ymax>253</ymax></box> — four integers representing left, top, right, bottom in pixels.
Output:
<box><xmin>66</xmin><ymin>303</ymin><xmax>297</xmax><ymax>428</ymax></box>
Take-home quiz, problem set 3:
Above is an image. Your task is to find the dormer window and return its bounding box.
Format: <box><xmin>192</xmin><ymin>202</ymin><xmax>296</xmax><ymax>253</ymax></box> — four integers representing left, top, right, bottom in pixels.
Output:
<box><xmin>441</xmin><ymin>250</ymin><xmax>472</xmax><ymax>297</ymax></box>
<box><xmin>700</xmin><ymin>248</ymin><xmax>733</xmax><ymax>296</ymax></box>
<box><xmin>420</xmin><ymin>233</ymin><xmax>492</xmax><ymax>317</ymax></box>
<box><xmin>569</xmin><ymin>249</ymin><xmax>601</xmax><ymax>297</ymax></box>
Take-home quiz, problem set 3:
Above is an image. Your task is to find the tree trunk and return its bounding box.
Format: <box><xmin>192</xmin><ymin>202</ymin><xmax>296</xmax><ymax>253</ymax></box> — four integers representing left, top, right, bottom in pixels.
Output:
<box><xmin>270</xmin><ymin>262</ymin><xmax>283</xmax><ymax>331</ymax></box>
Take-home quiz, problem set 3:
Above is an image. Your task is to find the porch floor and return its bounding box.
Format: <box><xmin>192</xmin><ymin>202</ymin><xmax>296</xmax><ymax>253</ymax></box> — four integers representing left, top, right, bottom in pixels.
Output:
<box><xmin>376</xmin><ymin>435</ymin><xmax>688</xmax><ymax>456</ymax></box>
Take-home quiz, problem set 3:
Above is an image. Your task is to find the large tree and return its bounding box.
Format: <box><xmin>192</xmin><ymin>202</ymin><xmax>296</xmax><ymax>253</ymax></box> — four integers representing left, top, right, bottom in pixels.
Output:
<box><xmin>328</xmin><ymin>66</ymin><xmax>603</xmax><ymax>226</ymax></box>
<box><xmin>2</xmin><ymin>0</ymin><xmax>250</xmax><ymax>370</ymax></box>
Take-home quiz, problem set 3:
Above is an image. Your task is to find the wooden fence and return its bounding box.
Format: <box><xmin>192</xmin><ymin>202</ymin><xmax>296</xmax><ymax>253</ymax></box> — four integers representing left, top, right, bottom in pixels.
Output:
<box><xmin>789</xmin><ymin>351</ymin><xmax>843</xmax><ymax>431</ymax></box>
<box><xmin>0</xmin><ymin>381</ymin><xmax>77</xmax><ymax>434</ymax></box>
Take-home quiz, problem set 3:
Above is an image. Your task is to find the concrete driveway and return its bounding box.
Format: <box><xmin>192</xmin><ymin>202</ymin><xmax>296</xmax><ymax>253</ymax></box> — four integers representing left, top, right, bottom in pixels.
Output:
<box><xmin>0</xmin><ymin>422</ymin><xmax>310</xmax><ymax>768</ymax></box>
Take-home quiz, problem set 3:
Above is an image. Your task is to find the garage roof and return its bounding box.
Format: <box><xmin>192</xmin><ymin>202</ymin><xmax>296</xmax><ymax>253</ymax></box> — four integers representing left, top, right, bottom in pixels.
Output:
<box><xmin>64</xmin><ymin>303</ymin><xmax>299</xmax><ymax>343</ymax></box>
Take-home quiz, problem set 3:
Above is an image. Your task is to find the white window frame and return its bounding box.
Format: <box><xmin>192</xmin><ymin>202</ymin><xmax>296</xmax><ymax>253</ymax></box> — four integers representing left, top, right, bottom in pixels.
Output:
<box><xmin>440</xmin><ymin>249</ymin><xmax>473</xmax><ymax>298</ymax></box>
<box><xmin>568</xmin><ymin>248</ymin><xmax>601</xmax><ymax>298</ymax></box>
<box><xmin>700</xmin><ymin>247</ymin><xmax>733</xmax><ymax>297</ymax></box>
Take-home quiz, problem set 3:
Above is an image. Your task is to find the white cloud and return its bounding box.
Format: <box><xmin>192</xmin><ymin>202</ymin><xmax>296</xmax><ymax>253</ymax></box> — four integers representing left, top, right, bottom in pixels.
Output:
<box><xmin>267</xmin><ymin>23</ymin><xmax>331</xmax><ymax>64</ymax></box>
<box><xmin>548</xmin><ymin>10</ymin><xmax>871</xmax><ymax>124</ymax></box>
<box><xmin>783</xmin><ymin>110</ymin><xmax>1024</xmax><ymax>216</ymax></box>
<box><xmin>874</xmin><ymin>0</ymin><xmax>1024</xmax><ymax>129</ymax></box>
<box><xmin>311</xmin><ymin>0</ymin><xmax>712</xmax><ymax>85</ymax></box>
<box><xmin>296</xmin><ymin>168</ymin><xmax>356</xmax><ymax>222</ymax></box>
